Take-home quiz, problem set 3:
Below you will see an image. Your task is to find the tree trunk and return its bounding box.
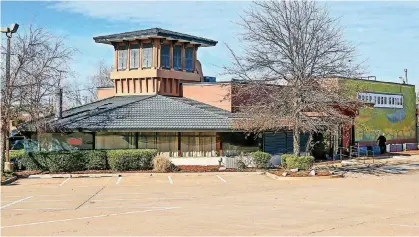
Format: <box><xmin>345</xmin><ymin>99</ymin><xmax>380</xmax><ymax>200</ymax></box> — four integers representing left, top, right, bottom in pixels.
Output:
<box><xmin>1</xmin><ymin>120</ymin><xmax>10</xmax><ymax>173</ymax></box>
<box><xmin>305</xmin><ymin>132</ymin><xmax>313</xmax><ymax>155</ymax></box>
<box><xmin>1</xmin><ymin>127</ymin><xmax>5</xmax><ymax>174</ymax></box>
<box><xmin>293</xmin><ymin>125</ymin><xmax>300</xmax><ymax>156</ymax></box>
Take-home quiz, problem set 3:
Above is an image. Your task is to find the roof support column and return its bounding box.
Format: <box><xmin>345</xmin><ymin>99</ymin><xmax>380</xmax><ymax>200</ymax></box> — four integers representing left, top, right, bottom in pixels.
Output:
<box><xmin>178</xmin><ymin>132</ymin><xmax>182</xmax><ymax>157</ymax></box>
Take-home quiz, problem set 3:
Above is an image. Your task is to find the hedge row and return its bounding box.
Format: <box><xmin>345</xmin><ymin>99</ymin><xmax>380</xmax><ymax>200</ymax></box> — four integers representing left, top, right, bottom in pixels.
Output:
<box><xmin>11</xmin><ymin>149</ymin><xmax>157</xmax><ymax>172</ymax></box>
<box><xmin>280</xmin><ymin>154</ymin><xmax>314</xmax><ymax>170</ymax></box>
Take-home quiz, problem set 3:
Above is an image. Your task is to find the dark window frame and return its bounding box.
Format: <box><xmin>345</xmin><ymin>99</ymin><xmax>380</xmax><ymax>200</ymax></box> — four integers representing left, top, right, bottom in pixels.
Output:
<box><xmin>142</xmin><ymin>43</ymin><xmax>153</xmax><ymax>69</ymax></box>
<box><xmin>130</xmin><ymin>44</ymin><xmax>140</xmax><ymax>69</ymax></box>
<box><xmin>160</xmin><ymin>44</ymin><xmax>170</xmax><ymax>69</ymax></box>
<box><xmin>185</xmin><ymin>47</ymin><xmax>194</xmax><ymax>72</ymax></box>
<box><xmin>173</xmin><ymin>45</ymin><xmax>182</xmax><ymax>71</ymax></box>
<box><xmin>117</xmin><ymin>45</ymin><xmax>128</xmax><ymax>71</ymax></box>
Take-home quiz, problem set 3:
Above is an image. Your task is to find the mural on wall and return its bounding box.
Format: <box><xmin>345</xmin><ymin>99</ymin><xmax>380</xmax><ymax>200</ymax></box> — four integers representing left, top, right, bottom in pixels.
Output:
<box><xmin>344</xmin><ymin>79</ymin><xmax>416</xmax><ymax>143</ymax></box>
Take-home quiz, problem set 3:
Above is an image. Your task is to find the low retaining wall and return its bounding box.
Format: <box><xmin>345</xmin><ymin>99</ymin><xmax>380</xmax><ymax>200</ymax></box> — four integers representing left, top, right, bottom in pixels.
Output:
<box><xmin>170</xmin><ymin>157</ymin><xmax>221</xmax><ymax>166</ymax></box>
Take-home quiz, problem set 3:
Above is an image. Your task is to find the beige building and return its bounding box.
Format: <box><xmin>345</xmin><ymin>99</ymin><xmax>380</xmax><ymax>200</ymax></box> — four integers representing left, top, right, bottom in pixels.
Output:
<box><xmin>94</xmin><ymin>28</ymin><xmax>216</xmax><ymax>99</ymax></box>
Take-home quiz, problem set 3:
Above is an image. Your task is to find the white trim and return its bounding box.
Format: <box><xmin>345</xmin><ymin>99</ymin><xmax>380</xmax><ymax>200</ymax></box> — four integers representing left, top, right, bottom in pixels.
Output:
<box><xmin>170</xmin><ymin>157</ymin><xmax>220</xmax><ymax>166</ymax></box>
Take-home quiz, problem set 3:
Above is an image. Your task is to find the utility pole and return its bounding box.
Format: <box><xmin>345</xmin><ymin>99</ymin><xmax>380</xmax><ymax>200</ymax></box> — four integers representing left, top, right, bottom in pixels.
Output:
<box><xmin>1</xmin><ymin>23</ymin><xmax>19</xmax><ymax>172</ymax></box>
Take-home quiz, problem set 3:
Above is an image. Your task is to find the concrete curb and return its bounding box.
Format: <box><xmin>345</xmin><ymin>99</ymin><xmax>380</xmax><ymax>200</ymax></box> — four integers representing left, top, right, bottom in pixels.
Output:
<box><xmin>265</xmin><ymin>172</ymin><xmax>344</xmax><ymax>180</ymax></box>
<box><xmin>1</xmin><ymin>176</ymin><xmax>18</xmax><ymax>185</ymax></box>
<box><xmin>28</xmin><ymin>173</ymin><xmax>120</xmax><ymax>179</ymax></box>
<box><xmin>26</xmin><ymin>171</ymin><xmax>264</xmax><ymax>179</ymax></box>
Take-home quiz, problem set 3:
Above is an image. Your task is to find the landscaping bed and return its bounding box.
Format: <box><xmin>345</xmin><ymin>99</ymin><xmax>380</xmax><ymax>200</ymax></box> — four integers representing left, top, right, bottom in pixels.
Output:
<box><xmin>1</xmin><ymin>171</ymin><xmax>18</xmax><ymax>184</ymax></box>
<box><xmin>269</xmin><ymin>168</ymin><xmax>331</xmax><ymax>177</ymax></box>
<box><xmin>15</xmin><ymin>166</ymin><xmax>259</xmax><ymax>176</ymax></box>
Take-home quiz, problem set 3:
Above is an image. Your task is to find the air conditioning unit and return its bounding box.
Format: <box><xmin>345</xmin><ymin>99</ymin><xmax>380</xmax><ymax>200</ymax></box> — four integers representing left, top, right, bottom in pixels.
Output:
<box><xmin>224</xmin><ymin>157</ymin><xmax>238</xmax><ymax>169</ymax></box>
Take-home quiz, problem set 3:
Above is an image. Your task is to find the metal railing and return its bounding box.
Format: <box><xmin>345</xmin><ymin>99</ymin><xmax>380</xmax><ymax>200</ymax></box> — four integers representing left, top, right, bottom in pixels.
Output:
<box><xmin>334</xmin><ymin>145</ymin><xmax>375</xmax><ymax>163</ymax></box>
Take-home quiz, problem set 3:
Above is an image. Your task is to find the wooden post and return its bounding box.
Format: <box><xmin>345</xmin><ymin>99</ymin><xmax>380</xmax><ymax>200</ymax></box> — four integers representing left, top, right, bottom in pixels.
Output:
<box><xmin>181</xmin><ymin>43</ymin><xmax>185</xmax><ymax>71</ymax></box>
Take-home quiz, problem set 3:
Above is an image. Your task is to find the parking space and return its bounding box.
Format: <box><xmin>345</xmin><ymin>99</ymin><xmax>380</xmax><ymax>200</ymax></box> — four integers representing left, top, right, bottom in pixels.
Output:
<box><xmin>2</xmin><ymin>172</ymin><xmax>419</xmax><ymax>235</ymax></box>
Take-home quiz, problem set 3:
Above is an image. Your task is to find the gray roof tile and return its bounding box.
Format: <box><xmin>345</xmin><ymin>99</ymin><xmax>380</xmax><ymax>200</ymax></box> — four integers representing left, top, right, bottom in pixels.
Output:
<box><xmin>26</xmin><ymin>95</ymin><xmax>236</xmax><ymax>132</ymax></box>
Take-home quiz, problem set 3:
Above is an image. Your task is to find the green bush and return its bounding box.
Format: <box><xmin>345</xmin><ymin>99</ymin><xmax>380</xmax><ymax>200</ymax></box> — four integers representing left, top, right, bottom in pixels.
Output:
<box><xmin>283</xmin><ymin>155</ymin><xmax>314</xmax><ymax>170</ymax></box>
<box><xmin>9</xmin><ymin>150</ymin><xmax>25</xmax><ymax>160</ymax></box>
<box><xmin>20</xmin><ymin>152</ymin><xmax>48</xmax><ymax>171</ymax></box>
<box><xmin>84</xmin><ymin>150</ymin><xmax>107</xmax><ymax>170</ymax></box>
<box><xmin>19</xmin><ymin>151</ymin><xmax>86</xmax><ymax>172</ymax></box>
<box><xmin>250</xmin><ymin>151</ymin><xmax>272</xmax><ymax>169</ymax></box>
<box><xmin>44</xmin><ymin>151</ymin><xmax>86</xmax><ymax>172</ymax></box>
<box><xmin>280</xmin><ymin>154</ymin><xmax>297</xmax><ymax>168</ymax></box>
<box><xmin>10</xmin><ymin>150</ymin><xmax>30</xmax><ymax>170</ymax></box>
<box><xmin>107</xmin><ymin>149</ymin><xmax>157</xmax><ymax>171</ymax></box>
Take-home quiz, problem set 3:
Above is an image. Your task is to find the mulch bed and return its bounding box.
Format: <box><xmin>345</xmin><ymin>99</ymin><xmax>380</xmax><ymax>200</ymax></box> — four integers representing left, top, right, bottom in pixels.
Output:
<box><xmin>14</xmin><ymin>166</ymin><xmax>259</xmax><ymax>176</ymax></box>
<box><xmin>269</xmin><ymin>167</ymin><xmax>331</xmax><ymax>177</ymax></box>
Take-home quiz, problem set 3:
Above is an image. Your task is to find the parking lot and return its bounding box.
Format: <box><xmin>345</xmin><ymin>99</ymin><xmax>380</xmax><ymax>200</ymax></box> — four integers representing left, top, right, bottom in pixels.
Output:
<box><xmin>2</xmin><ymin>171</ymin><xmax>419</xmax><ymax>235</ymax></box>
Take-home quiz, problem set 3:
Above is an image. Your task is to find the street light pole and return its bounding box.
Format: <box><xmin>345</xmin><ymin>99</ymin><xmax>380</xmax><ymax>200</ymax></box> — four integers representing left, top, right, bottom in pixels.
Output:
<box><xmin>1</xmin><ymin>23</ymin><xmax>19</xmax><ymax>172</ymax></box>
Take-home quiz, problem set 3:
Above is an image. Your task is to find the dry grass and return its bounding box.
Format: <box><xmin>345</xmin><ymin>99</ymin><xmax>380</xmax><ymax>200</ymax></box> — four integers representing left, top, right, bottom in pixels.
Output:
<box><xmin>153</xmin><ymin>155</ymin><xmax>174</xmax><ymax>172</ymax></box>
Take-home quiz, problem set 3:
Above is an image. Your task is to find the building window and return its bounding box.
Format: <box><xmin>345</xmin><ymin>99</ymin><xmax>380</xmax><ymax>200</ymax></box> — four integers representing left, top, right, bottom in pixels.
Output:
<box><xmin>117</xmin><ymin>45</ymin><xmax>128</xmax><ymax>71</ymax></box>
<box><xmin>185</xmin><ymin>47</ymin><xmax>193</xmax><ymax>72</ymax></box>
<box><xmin>161</xmin><ymin>44</ymin><xmax>170</xmax><ymax>69</ymax></box>
<box><xmin>221</xmin><ymin>132</ymin><xmax>259</xmax><ymax>155</ymax></box>
<box><xmin>95</xmin><ymin>132</ymin><xmax>136</xmax><ymax>149</ymax></box>
<box><xmin>138</xmin><ymin>132</ymin><xmax>178</xmax><ymax>157</ymax></box>
<box><xmin>130</xmin><ymin>44</ymin><xmax>139</xmax><ymax>69</ymax></box>
<box><xmin>384</xmin><ymin>97</ymin><xmax>387</xmax><ymax>104</ymax></box>
<box><xmin>401</xmin><ymin>97</ymin><xmax>403</xmax><ymax>105</ymax></box>
<box><xmin>181</xmin><ymin>132</ymin><xmax>216</xmax><ymax>157</ymax></box>
<box><xmin>381</xmin><ymin>97</ymin><xmax>384</xmax><ymax>104</ymax></box>
<box><xmin>173</xmin><ymin>45</ymin><xmax>182</xmax><ymax>70</ymax></box>
<box><xmin>142</xmin><ymin>43</ymin><xmax>153</xmax><ymax>68</ymax></box>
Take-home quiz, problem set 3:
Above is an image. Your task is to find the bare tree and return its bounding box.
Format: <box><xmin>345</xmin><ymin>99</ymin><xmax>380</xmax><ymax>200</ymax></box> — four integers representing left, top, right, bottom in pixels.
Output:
<box><xmin>63</xmin><ymin>60</ymin><xmax>113</xmax><ymax>108</ymax></box>
<box><xmin>1</xmin><ymin>25</ymin><xmax>74</xmax><ymax>171</ymax></box>
<box><xmin>86</xmin><ymin>60</ymin><xmax>113</xmax><ymax>102</ymax></box>
<box><xmin>224</xmin><ymin>0</ymin><xmax>363</xmax><ymax>155</ymax></box>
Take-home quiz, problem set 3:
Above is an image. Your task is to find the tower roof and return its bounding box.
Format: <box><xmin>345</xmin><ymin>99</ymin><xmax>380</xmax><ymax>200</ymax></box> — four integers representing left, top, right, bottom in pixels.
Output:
<box><xmin>93</xmin><ymin>28</ymin><xmax>218</xmax><ymax>47</ymax></box>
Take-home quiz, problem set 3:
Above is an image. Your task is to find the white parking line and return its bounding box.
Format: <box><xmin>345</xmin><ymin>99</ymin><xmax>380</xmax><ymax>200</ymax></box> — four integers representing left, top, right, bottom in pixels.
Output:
<box><xmin>116</xmin><ymin>176</ymin><xmax>123</xmax><ymax>185</ymax></box>
<box><xmin>58</xmin><ymin>177</ymin><xmax>71</xmax><ymax>186</ymax></box>
<box><xmin>168</xmin><ymin>176</ymin><xmax>173</xmax><ymax>184</ymax></box>
<box><xmin>92</xmin><ymin>198</ymin><xmax>188</xmax><ymax>202</ymax></box>
<box><xmin>390</xmin><ymin>224</ymin><xmax>419</xmax><ymax>228</ymax></box>
<box><xmin>23</xmin><ymin>200</ymin><xmax>73</xmax><ymax>203</ymax></box>
<box><xmin>1</xmin><ymin>207</ymin><xmax>180</xmax><ymax>229</ymax></box>
<box><xmin>83</xmin><ymin>206</ymin><xmax>182</xmax><ymax>209</ymax></box>
<box><xmin>9</xmin><ymin>208</ymin><xmax>70</xmax><ymax>211</ymax></box>
<box><xmin>216</xmin><ymin>175</ymin><xmax>227</xmax><ymax>183</ymax></box>
<box><xmin>1</xmin><ymin>196</ymin><xmax>33</xmax><ymax>209</ymax></box>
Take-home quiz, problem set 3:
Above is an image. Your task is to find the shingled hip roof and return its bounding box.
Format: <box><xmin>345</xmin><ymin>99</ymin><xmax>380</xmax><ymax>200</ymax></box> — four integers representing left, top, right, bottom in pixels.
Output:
<box><xmin>20</xmin><ymin>95</ymin><xmax>237</xmax><ymax>132</ymax></box>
